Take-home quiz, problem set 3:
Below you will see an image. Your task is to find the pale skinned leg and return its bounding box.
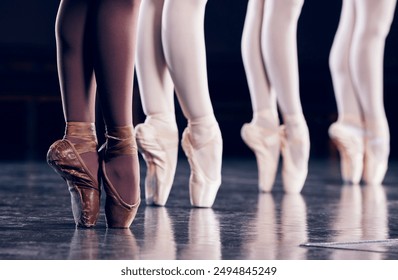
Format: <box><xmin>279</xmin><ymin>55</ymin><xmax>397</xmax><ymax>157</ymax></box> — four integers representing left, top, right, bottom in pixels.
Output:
<box><xmin>328</xmin><ymin>0</ymin><xmax>365</xmax><ymax>184</ymax></box>
<box><xmin>135</xmin><ymin>0</ymin><xmax>178</xmax><ymax>206</ymax></box>
<box><xmin>350</xmin><ymin>0</ymin><xmax>397</xmax><ymax>184</ymax></box>
<box><xmin>241</xmin><ymin>0</ymin><xmax>281</xmax><ymax>192</ymax></box>
<box><xmin>262</xmin><ymin>0</ymin><xmax>309</xmax><ymax>193</ymax></box>
<box><xmin>162</xmin><ymin>0</ymin><xmax>222</xmax><ymax>207</ymax></box>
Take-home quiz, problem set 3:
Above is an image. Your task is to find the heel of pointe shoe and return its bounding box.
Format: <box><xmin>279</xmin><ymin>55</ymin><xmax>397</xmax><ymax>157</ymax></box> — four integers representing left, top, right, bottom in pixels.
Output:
<box><xmin>47</xmin><ymin>136</ymin><xmax>100</xmax><ymax>227</ymax></box>
<box><xmin>100</xmin><ymin>126</ymin><xmax>141</xmax><ymax>228</ymax></box>
<box><xmin>328</xmin><ymin>122</ymin><xmax>364</xmax><ymax>184</ymax></box>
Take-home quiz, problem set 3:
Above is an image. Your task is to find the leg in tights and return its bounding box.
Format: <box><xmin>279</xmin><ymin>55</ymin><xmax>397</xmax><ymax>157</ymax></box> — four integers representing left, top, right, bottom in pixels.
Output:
<box><xmin>351</xmin><ymin>0</ymin><xmax>396</xmax><ymax>184</ymax></box>
<box><xmin>350</xmin><ymin>0</ymin><xmax>396</xmax><ymax>137</ymax></box>
<box><xmin>241</xmin><ymin>0</ymin><xmax>279</xmax><ymax>129</ymax></box>
<box><xmin>262</xmin><ymin>0</ymin><xmax>309</xmax><ymax>192</ymax></box>
<box><xmin>162</xmin><ymin>0</ymin><xmax>222</xmax><ymax>189</ymax></box>
<box><xmin>262</xmin><ymin>0</ymin><xmax>306</xmax><ymax>118</ymax></box>
<box><xmin>135</xmin><ymin>0</ymin><xmax>178</xmax><ymax>206</ymax></box>
<box><xmin>136</xmin><ymin>0</ymin><xmax>175</xmax><ymax>125</ymax></box>
<box><xmin>55</xmin><ymin>0</ymin><xmax>98</xmax><ymax>178</ymax></box>
<box><xmin>94</xmin><ymin>0</ymin><xmax>141</xmax><ymax>205</ymax></box>
<box><xmin>329</xmin><ymin>0</ymin><xmax>396</xmax><ymax>185</ymax></box>
<box><xmin>240</xmin><ymin>0</ymin><xmax>281</xmax><ymax>193</ymax></box>
<box><xmin>329</xmin><ymin>0</ymin><xmax>363</xmax><ymax>128</ymax></box>
<box><xmin>50</xmin><ymin>0</ymin><xmax>142</xmax><ymax>227</ymax></box>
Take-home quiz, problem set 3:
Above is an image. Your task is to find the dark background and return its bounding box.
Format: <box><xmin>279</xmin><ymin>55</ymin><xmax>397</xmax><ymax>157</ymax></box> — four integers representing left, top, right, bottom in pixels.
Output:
<box><xmin>1</xmin><ymin>0</ymin><xmax>398</xmax><ymax>160</ymax></box>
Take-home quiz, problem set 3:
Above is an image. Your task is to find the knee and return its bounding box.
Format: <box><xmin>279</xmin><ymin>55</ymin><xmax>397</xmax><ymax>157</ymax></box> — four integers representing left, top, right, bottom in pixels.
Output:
<box><xmin>359</xmin><ymin>17</ymin><xmax>393</xmax><ymax>41</ymax></box>
<box><xmin>358</xmin><ymin>1</ymin><xmax>395</xmax><ymax>40</ymax></box>
<box><xmin>269</xmin><ymin>0</ymin><xmax>304</xmax><ymax>21</ymax></box>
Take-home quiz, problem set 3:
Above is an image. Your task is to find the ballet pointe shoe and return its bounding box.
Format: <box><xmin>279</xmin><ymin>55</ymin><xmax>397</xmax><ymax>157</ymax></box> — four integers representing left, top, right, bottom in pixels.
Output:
<box><xmin>241</xmin><ymin>123</ymin><xmax>280</xmax><ymax>192</ymax></box>
<box><xmin>181</xmin><ymin>124</ymin><xmax>223</xmax><ymax>208</ymax></box>
<box><xmin>280</xmin><ymin>116</ymin><xmax>310</xmax><ymax>193</ymax></box>
<box><xmin>47</xmin><ymin>122</ymin><xmax>100</xmax><ymax>228</ymax></box>
<box><xmin>362</xmin><ymin>129</ymin><xmax>389</xmax><ymax>185</ymax></box>
<box><xmin>99</xmin><ymin>126</ymin><xmax>140</xmax><ymax>228</ymax></box>
<box><xmin>135</xmin><ymin>123</ymin><xmax>178</xmax><ymax>206</ymax></box>
<box><xmin>328</xmin><ymin>122</ymin><xmax>364</xmax><ymax>184</ymax></box>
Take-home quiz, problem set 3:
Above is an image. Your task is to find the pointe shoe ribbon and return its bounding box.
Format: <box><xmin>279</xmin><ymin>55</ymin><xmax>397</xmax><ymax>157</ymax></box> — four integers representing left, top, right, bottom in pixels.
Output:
<box><xmin>99</xmin><ymin>126</ymin><xmax>140</xmax><ymax>228</ymax></box>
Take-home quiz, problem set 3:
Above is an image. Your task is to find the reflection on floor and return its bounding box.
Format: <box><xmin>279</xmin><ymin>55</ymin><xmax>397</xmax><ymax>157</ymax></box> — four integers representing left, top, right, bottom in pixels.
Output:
<box><xmin>1</xmin><ymin>158</ymin><xmax>398</xmax><ymax>260</ymax></box>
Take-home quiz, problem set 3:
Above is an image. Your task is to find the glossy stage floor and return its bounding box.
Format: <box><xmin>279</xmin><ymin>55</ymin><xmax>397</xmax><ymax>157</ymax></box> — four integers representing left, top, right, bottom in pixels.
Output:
<box><xmin>1</xmin><ymin>157</ymin><xmax>398</xmax><ymax>260</ymax></box>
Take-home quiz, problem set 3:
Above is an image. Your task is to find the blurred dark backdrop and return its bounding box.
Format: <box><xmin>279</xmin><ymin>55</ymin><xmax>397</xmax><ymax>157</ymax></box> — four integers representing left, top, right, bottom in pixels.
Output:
<box><xmin>1</xmin><ymin>0</ymin><xmax>398</xmax><ymax>160</ymax></box>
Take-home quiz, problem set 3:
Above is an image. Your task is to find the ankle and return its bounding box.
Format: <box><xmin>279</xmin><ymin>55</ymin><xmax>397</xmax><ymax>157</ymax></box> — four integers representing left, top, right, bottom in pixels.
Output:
<box><xmin>145</xmin><ymin>113</ymin><xmax>178</xmax><ymax>131</ymax></box>
<box><xmin>282</xmin><ymin>114</ymin><xmax>309</xmax><ymax>141</ymax></box>
<box><xmin>252</xmin><ymin>109</ymin><xmax>279</xmax><ymax>130</ymax></box>
<box><xmin>64</xmin><ymin>122</ymin><xmax>97</xmax><ymax>154</ymax></box>
<box><xmin>104</xmin><ymin>125</ymin><xmax>136</xmax><ymax>158</ymax></box>
<box><xmin>365</xmin><ymin>120</ymin><xmax>389</xmax><ymax>139</ymax></box>
<box><xmin>188</xmin><ymin>116</ymin><xmax>221</xmax><ymax>148</ymax></box>
<box><xmin>338</xmin><ymin>115</ymin><xmax>364</xmax><ymax>130</ymax></box>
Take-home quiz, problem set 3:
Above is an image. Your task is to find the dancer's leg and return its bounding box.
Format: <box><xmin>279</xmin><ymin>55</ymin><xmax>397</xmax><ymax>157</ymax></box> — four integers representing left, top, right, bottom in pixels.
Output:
<box><xmin>262</xmin><ymin>0</ymin><xmax>309</xmax><ymax>193</ymax></box>
<box><xmin>351</xmin><ymin>0</ymin><xmax>397</xmax><ymax>184</ymax></box>
<box><xmin>162</xmin><ymin>0</ymin><xmax>215</xmax><ymax>120</ymax></box>
<box><xmin>55</xmin><ymin>0</ymin><xmax>98</xmax><ymax>177</ymax></box>
<box><xmin>242</xmin><ymin>0</ymin><xmax>278</xmax><ymax>129</ymax></box>
<box><xmin>94</xmin><ymin>0</ymin><xmax>141</xmax><ymax>204</ymax></box>
<box><xmin>162</xmin><ymin>0</ymin><xmax>222</xmax><ymax>207</ymax></box>
<box><xmin>328</xmin><ymin>0</ymin><xmax>365</xmax><ymax>184</ymax></box>
<box><xmin>56</xmin><ymin>0</ymin><xmax>96</xmax><ymax>123</ymax></box>
<box><xmin>136</xmin><ymin>0</ymin><xmax>175</xmax><ymax>121</ymax></box>
<box><xmin>48</xmin><ymin>0</ymin><xmax>100</xmax><ymax>227</ymax></box>
<box><xmin>135</xmin><ymin>0</ymin><xmax>178</xmax><ymax>206</ymax></box>
<box><xmin>351</xmin><ymin>0</ymin><xmax>396</xmax><ymax>134</ymax></box>
<box><xmin>329</xmin><ymin>0</ymin><xmax>363</xmax><ymax>126</ymax></box>
<box><xmin>240</xmin><ymin>0</ymin><xmax>280</xmax><ymax>192</ymax></box>
<box><xmin>262</xmin><ymin>0</ymin><xmax>305</xmax><ymax>117</ymax></box>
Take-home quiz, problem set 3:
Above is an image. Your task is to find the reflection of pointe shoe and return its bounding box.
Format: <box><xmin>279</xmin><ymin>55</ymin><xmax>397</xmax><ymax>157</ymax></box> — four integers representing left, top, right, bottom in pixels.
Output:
<box><xmin>135</xmin><ymin>123</ymin><xmax>178</xmax><ymax>206</ymax></box>
<box><xmin>363</xmin><ymin>137</ymin><xmax>389</xmax><ymax>185</ymax></box>
<box><xmin>280</xmin><ymin>118</ymin><xmax>310</xmax><ymax>193</ymax></box>
<box><xmin>105</xmin><ymin>228</ymin><xmax>139</xmax><ymax>259</ymax></box>
<box><xmin>280</xmin><ymin>194</ymin><xmax>307</xmax><ymax>259</ymax></box>
<box><xmin>241</xmin><ymin>123</ymin><xmax>280</xmax><ymax>192</ymax></box>
<box><xmin>141</xmin><ymin>207</ymin><xmax>176</xmax><ymax>259</ymax></box>
<box><xmin>181</xmin><ymin>125</ymin><xmax>222</xmax><ymax>208</ymax></box>
<box><xmin>180</xmin><ymin>209</ymin><xmax>221</xmax><ymax>260</ymax></box>
<box><xmin>362</xmin><ymin>184</ymin><xmax>388</xmax><ymax>240</ymax></box>
<box><xmin>68</xmin><ymin>229</ymin><xmax>99</xmax><ymax>259</ymax></box>
<box><xmin>100</xmin><ymin>127</ymin><xmax>140</xmax><ymax>228</ymax></box>
<box><xmin>47</xmin><ymin>122</ymin><xmax>100</xmax><ymax>228</ymax></box>
<box><xmin>328</xmin><ymin>122</ymin><xmax>364</xmax><ymax>184</ymax></box>
<box><xmin>244</xmin><ymin>193</ymin><xmax>277</xmax><ymax>259</ymax></box>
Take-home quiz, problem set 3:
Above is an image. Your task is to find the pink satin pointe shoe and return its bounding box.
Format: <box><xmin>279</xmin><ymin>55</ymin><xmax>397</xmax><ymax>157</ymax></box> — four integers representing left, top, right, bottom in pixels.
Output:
<box><xmin>47</xmin><ymin>122</ymin><xmax>100</xmax><ymax>228</ymax></box>
<box><xmin>181</xmin><ymin>124</ymin><xmax>223</xmax><ymax>208</ymax></box>
<box><xmin>99</xmin><ymin>126</ymin><xmax>140</xmax><ymax>228</ymax></box>
<box><xmin>135</xmin><ymin>123</ymin><xmax>178</xmax><ymax>206</ymax></box>
<box><xmin>363</xmin><ymin>134</ymin><xmax>389</xmax><ymax>185</ymax></box>
<box><xmin>328</xmin><ymin>122</ymin><xmax>365</xmax><ymax>184</ymax></box>
<box><xmin>280</xmin><ymin>118</ymin><xmax>310</xmax><ymax>193</ymax></box>
<box><xmin>241</xmin><ymin>122</ymin><xmax>280</xmax><ymax>192</ymax></box>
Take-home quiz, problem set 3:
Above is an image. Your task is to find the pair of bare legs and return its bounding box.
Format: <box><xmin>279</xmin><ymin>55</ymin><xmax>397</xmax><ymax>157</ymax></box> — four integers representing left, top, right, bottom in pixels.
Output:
<box><xmin>47</xmin><ymin>0</ymin><xmax>141</xmax><ymax>228</ymax></box>
<box><xmin>329</xmin><ymin>0</ymin><xmax>397</xmax><ymax>185</ymax></box>
<box><xmin>241</xmin><ymin>0</ymin><xmax>310</xmax><ymax>193</ymax></box>
<box><xmin>135</xmin><ymin>0</ymin><xmax>222</xmax><ymax>207</ymax></box>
